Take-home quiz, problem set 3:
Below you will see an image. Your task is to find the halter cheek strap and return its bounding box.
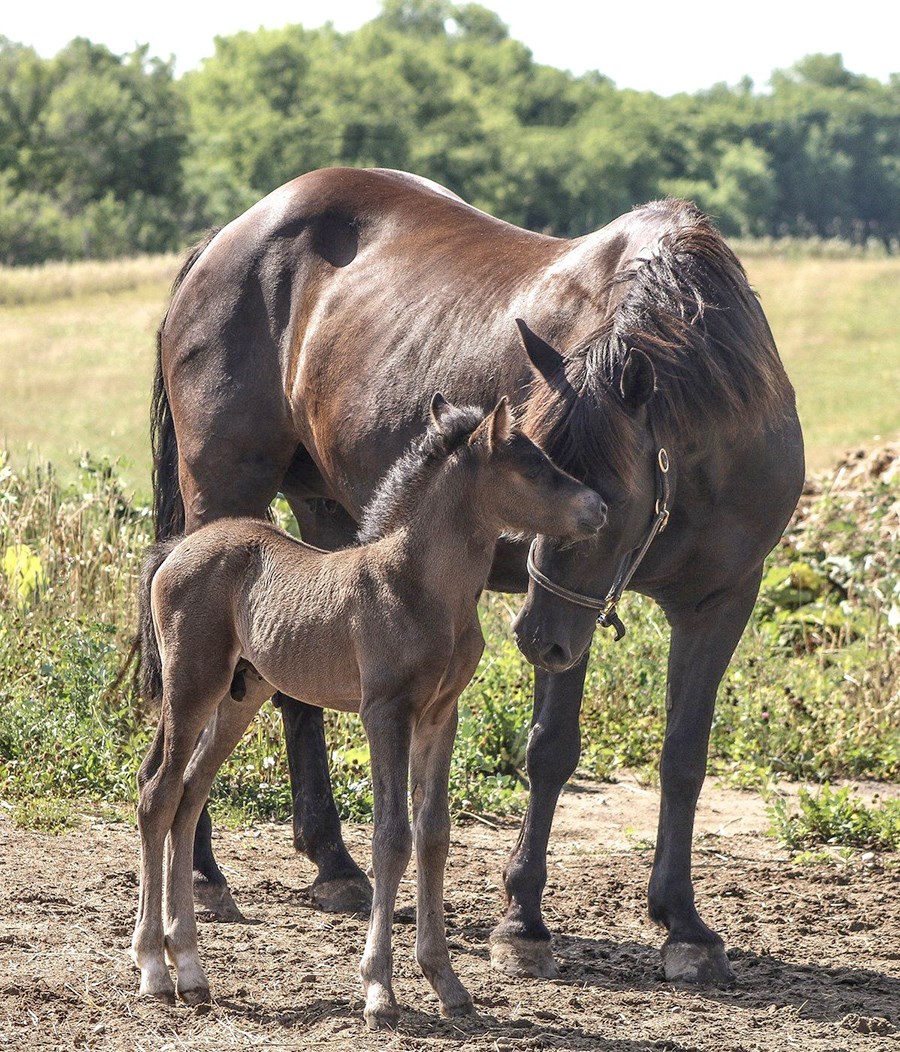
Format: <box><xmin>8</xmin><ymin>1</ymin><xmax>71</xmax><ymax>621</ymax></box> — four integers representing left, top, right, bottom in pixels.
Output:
<box><xmin>525</xmin><ymin>446</ymin><xmax>671</xmax><ymax>642</ymax></box>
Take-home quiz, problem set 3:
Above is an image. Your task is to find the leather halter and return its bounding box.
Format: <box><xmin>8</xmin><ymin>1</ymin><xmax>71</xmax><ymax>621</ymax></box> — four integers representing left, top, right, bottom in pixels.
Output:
<box><xmin>525</xmin><ymin>445</ymin><xmax>671</xmax><ymax>642</ymax></box>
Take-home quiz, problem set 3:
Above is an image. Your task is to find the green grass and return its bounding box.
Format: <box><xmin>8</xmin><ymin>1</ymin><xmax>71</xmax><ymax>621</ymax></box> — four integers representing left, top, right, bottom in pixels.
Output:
<box><xmin>0</xmin><ymin>451</ymin><xmax>896</xmax><ymax>827</ymax></box>
<box><xmin>744</xmin><ymin>257</ymin><xmax>900</xmax><ymax>471</ymax></box>
<box><xmin>0</xmin><ymin>268</ymin><xmax>172</xmax><ymax>495</ymax></box>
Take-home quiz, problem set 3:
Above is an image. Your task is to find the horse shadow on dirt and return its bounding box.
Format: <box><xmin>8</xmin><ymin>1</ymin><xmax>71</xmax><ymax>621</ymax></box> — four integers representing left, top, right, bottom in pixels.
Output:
<box><xmin>540</xmin><ymin>931</ymin><xmax>899</xmax><ymax>1028</ymax></box>
<box><xmin>213</xmin><ymin>993</ymin><xmax>702</xmax><ymax>1050</ymax></box>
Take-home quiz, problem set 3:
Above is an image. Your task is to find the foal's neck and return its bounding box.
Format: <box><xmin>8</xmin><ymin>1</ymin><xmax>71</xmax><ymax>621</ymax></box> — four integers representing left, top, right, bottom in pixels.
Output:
<box><xmin>387</xmin><ymin>465</ymin><xmax>496</xmax><ymax>590</ymax></box>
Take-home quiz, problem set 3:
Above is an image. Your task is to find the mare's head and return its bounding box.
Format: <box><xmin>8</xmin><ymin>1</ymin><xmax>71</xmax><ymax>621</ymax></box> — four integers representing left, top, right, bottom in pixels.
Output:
<box><xmin>429</xmin><ymin>394</ymin><xmax>608</xmax><ymax>542</ymax></box>
<box><xmin>512</xmin><ymin>318</ymin><xmax>661</xmax><ymax>673</ymax></box>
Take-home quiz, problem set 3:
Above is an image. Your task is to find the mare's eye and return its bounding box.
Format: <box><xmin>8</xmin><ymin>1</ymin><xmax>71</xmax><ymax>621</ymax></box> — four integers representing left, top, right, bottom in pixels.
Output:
<box><xmin>525</xmin><ymin>464</ymin><xmax>543</xmax><ymax>480</ymax></box>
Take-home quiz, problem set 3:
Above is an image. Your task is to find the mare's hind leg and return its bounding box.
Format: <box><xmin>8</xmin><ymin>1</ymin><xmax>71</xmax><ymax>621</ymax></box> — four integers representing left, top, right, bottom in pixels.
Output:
<box><xmin>410</xmin><ymin>705</ymin><xmax>472</xmax><ymax>1018</ymax></box>
<box><xmin>174</xmin><ymin>429</ymin><xmax>292</xmax><ymax>921</ymax></box>
<box><xmin>650</xmin><ymin>572</ymin><xmax>761</xmax><ymax>984</ymax></box>
<box><xmin>165</xmin><ymin>679</ymin><xmax>273</xmax><ymax>1005</ymax></box>
<box><xmin>278</xmin><ymin>497</ymin><xmax>372</xmax><ymax>914</ymax></box>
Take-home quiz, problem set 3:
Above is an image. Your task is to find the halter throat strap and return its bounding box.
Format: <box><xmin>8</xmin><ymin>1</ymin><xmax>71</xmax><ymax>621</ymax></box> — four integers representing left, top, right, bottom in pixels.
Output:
<box><xmin>525</xmin><ymin>444</ymin><xmax>671</xmax><ymax>642</ymax></box>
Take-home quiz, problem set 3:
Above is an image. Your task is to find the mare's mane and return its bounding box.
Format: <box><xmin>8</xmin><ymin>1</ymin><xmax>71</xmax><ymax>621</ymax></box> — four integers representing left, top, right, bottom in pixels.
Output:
<box><xmin>357</xmin><ymin>404</ymin><xmax>486</xmax><ymax>544</ymax></box>
<box><xmin>527</xmin><ymin>200</ymin><xmax>792</xmax><ymax>491</ymax></box>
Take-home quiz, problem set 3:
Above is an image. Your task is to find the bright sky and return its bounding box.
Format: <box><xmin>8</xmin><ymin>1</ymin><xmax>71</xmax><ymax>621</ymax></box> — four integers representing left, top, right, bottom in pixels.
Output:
<box><xmin>4</xmin><ymin>1</ymin><xmax>897</xmax><ymax>96</ymax></box>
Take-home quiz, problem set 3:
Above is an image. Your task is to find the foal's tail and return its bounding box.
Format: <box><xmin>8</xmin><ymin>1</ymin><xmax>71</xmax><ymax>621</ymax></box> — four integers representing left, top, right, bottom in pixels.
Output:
<box><xmin>138</xmin><ymin>538</ymin><xmax>181</xmax><ymax>704</ymax></box>
<box><xmin>151</xmin><ymin>228</ymin><xmax>220</xmax><ymax>541</ymax></box>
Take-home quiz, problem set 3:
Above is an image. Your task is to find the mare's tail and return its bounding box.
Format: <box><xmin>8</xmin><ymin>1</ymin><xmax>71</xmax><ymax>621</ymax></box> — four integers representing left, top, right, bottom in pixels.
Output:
<box><xmin>151</xmin><ymin>228</ymin><xmax>220</xmax><ymax>541</ymax></box>
<box><xmin>138</xmin><ymin>538</ymin><xmax>181</xmax><ymax>704</ymax></box>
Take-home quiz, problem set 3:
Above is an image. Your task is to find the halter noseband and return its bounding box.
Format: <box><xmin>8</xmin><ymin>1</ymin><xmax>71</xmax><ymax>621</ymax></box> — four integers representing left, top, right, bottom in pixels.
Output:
<box><xmin>525</xmin><ymin>445</ymin><xmax>671</xmax><ymax>642</ymax></box>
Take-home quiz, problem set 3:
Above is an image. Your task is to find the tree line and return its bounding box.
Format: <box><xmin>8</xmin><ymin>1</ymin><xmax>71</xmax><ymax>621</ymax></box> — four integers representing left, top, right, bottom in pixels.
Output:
<box><xmin>2</xmin><ymin>0</ymin><xmax>898</xmax><ymax>265</ymax></box>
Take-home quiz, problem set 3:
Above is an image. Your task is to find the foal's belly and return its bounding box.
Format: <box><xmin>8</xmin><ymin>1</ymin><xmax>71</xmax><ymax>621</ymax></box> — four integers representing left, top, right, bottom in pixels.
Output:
<box><xmin>244</xmin><ymin>651</ymin><xmax>361</xmax><ymax>713</ymax></box>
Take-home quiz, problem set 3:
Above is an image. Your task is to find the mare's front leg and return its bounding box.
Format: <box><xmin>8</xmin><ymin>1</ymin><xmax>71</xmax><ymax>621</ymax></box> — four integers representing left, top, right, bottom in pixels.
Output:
<box><xmin>489</xmin><ymin>656</ymin><xmax>588</xmax><ymax>978</ymax></box>
<box><xmin>359</xmin><ymin>697</ymin><xmax>414</xmax><ymax>1030</ymax></box>
<box><xmin>650</xmin><ymin>572</ymin><xmax>761</xmax><ymax>984</ymax></box>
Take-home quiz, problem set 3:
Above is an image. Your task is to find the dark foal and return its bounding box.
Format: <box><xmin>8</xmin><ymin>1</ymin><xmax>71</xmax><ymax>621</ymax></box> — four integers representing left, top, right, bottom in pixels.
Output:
<box><xmin>153</xmin><ymin>168</ymin><xmax>803</xmax><ymax>984</ymax></box>
<box><xmin>132</xmin><ymin>398</ymin><xmax>606</xmax><ymax>1028</ymax></box>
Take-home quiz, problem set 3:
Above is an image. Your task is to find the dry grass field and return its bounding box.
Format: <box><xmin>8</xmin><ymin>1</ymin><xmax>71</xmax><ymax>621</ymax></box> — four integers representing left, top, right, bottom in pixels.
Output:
<box><xmin>0</xmin><ymin>251</ymin><xmax>897</xmax><ymax>492</ymax></box>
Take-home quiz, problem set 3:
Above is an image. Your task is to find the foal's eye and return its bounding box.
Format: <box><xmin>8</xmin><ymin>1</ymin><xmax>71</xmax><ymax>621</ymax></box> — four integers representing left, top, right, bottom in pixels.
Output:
<box><xmin>525</xmin><ymin>465</ymin><xmax>543</xmax><ymax>480</ymax></box>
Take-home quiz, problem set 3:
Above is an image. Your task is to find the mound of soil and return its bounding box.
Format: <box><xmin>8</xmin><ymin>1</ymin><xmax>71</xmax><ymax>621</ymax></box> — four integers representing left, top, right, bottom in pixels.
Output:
<box><xmin>1</xmin><ymin>777</ymin><xmax>897</xmax><ymax>1051</ymax></box>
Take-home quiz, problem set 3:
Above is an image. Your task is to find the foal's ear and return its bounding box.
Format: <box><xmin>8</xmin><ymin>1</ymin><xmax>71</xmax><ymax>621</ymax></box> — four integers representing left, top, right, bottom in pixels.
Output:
<box><xmin>430</xmin><ymin>392</ymin><xmax>455</xmax><ymax>431</ymax></box>
<box><xmin>515</xmin><ymin>318</ymin><xmax>565</xmax><ymax>383</ymax></box>
<box><xmin>618</xmin><ymin>349</ymin><xmax>656</xmax><ymax>411</ymax></box>
<box><xmin>472</xmin><ymin>397</ymin><xmax>512</xmax><ymax>451</ymax></box>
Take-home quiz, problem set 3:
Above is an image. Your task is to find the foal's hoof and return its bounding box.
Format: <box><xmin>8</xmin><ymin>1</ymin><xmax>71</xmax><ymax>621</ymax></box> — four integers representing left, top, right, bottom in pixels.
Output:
<box><xmin>662</xmin><ymin>941</ymin><xmax>736</xmax><ymax>986</ymax></box>
<box><xmin>192</xmin><ymin>877</ymin><xmax>246</xmax><ymax>922</ymax></box>
<box><xmin>178</xmin><ymin>985</ymin><xmax>212</xmax><ymax>1008</ymax></box>
<box><xmin>310</xmin><ymin>874</ymin><xmax>372</xmax><ymax>915</ymax></box>
<box><xmin>139</xmin><ymin>984</ymin><xmax>176</xmax><ymax>1006</ymax></box>
<box><xmin>489</xmin><ymin>933</ymin><xmax>558</xmax><ymax>979</ymax></box>
<box><xmin>363</xmin><ymin>991</ymin><xmax>400</xmax><ymax>1031</ymax></box>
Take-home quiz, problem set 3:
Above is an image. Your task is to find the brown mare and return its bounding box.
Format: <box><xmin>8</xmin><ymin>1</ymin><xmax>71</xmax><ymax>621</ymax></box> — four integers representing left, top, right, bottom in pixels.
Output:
<box><xmin>132</xmin><ymin>398</ymin><xmax>606</xmax><ymax>1027</ymax></box>
<box><xmin>152</xmin><ymin>167</ymin><xmax>804</xmax><ymax>985</ymax></box>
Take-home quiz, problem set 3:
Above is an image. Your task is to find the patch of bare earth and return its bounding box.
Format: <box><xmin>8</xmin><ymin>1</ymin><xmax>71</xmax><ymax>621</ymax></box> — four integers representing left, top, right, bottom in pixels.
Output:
<box><xmin>1</xmin><ymin>777</ymin><xmax>897</xmax><ymax>1051</ymax></box>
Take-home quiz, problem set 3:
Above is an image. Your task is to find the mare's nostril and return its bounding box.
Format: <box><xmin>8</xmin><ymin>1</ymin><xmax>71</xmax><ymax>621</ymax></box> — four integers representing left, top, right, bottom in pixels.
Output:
<box><xmin>540</xmin><ymin>643</ymin><xmax>572</xmax><ymax>670</ymax></box>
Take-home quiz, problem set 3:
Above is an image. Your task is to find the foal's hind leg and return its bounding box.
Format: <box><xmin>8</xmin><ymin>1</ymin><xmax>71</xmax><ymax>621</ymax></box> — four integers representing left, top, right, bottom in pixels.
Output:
<box><xmin>132</xmin><ymin>703</ymin><xmax>219</xmax><ymax>1002</ymax></box>
<box><xmin>165</xmin><ymin>681</ymin><xmax>273</xmax><ymax>1004</ymax></box>
<box><xmin>410</xmin><ymin>706</ymin><xmax>472</xmax><ymax>1018</ymax></box>
<box><xmin>132</xmin><ymin>723</ymin><xmax>175</xmax><ymax>1001</ymax></box>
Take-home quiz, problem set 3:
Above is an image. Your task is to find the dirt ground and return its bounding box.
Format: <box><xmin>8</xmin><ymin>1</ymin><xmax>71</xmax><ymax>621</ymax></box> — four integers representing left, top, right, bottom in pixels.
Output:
<box><xmin>0</xmin><ymin>776</ymin><xmax>897</xmax><ymax>1051</ymax></box>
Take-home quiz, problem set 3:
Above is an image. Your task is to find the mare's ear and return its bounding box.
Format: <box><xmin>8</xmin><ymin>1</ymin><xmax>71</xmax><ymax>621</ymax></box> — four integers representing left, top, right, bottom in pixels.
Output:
<box><xmin>515</xmin><ymin>318</ymin><xmax>565</xmax><ymax>383</ymax></box>
<box><xmin>470</xmin><ymin>397</ymin><xmax>511</xmax><ymax>451</ymax></box>
<box><xmin>430</xmin><ymin>392</ymin><xmax>455</xmax><ymax>432</ymax></box>
<box><xmin>618</xmin><ymin>349</ymin><xmax>656</xmax><ymax>411</ymax></box>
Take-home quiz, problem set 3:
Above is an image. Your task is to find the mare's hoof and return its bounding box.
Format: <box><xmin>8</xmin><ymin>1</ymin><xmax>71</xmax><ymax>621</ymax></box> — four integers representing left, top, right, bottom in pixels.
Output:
<box><xmin>178</xmin><ymin>985</ymin><xmax>212</xmax><ymax>1007</ymax></box>
<box><xmin>192</xmin><ymin>877</ymin><xmax>246</xmax><ymax>922</ymax></box>
<box><xmin>310</xmin><ymin>874</ymin><xmax>372</xmax><ymax>915</ymax></box>
<box><xmin>489</xmin><ymin>933</ymin><xmax>558</xmax><ymax>979</ymax></box>
<box><xmin>662</xmin><ymin>941</ymin><xmax>736</xmax><ymax>985</ymax></box>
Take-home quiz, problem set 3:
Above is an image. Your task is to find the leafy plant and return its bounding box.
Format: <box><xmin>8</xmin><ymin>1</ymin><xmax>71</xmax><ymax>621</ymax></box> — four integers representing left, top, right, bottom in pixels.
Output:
<box><xmin>768</xmin><ymin>785</ymin><xmax>900</xmax><ymax>852</ymax></box>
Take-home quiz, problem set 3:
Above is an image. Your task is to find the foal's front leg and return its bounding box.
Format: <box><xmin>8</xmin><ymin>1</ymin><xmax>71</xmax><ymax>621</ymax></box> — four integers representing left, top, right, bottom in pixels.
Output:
<box><xmin>410</xmin><ymin>705</ymin><xmax>472</xmax><ymax>1017</ymax></box>
<box><xmin>359</xmin><ymin>697</ymin><xmax>414</xmax><ymax>1030</ymax></box>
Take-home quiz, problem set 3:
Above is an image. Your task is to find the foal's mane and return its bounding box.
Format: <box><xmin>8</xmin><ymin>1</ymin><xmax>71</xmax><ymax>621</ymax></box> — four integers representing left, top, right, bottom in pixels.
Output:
<box><xmin>357</xmin><ymin>404</ymin><xmax>485</xmax><ymax>544</ymax></box>
<box><xmin>527</xmin><ymin>199</ymin><xmax>792</xmax><ymax>491</ymax></box>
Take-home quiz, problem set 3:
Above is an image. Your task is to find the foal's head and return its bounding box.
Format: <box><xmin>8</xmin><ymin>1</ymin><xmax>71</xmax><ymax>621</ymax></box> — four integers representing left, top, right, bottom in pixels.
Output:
<box><xmin>430</xmin><ymin>394</ymin><xmax>608</xmax><ymax>542</ymax></box>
